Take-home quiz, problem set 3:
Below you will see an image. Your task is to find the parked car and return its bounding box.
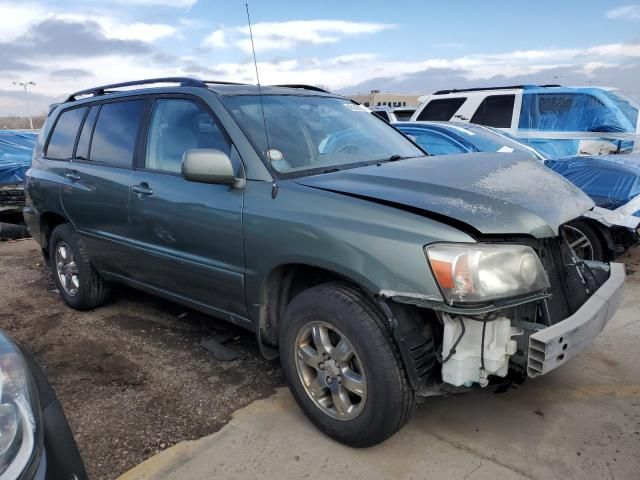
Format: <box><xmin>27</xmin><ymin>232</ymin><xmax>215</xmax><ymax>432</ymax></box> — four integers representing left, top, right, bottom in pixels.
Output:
<box><xmin>0</xmin><ymin>130</ymin><xmax>37</xmax><ymax>225</ymax></box>
<box><xmin>0</xmin><ymin>330</ymin><xmax>87</xmax><ymax>479</ymax></box>
<box><xmin>25</xmin><ymin>77</ymin><xmax>624</xmax><ymax>447</ymax></box>
<box><xmin>411</xmin><ymin>84</ymin><xmax>640</xmax><ymax>158</ymax></box>
<box><xmin>395</xmin><ymin>121</ymin><xmax>640</xmax><ymax>261</ymax></box>
<box><xmin>371</xmin><ymin>106</ymin><xmax>415</xmax><ymax>123</ymax></box>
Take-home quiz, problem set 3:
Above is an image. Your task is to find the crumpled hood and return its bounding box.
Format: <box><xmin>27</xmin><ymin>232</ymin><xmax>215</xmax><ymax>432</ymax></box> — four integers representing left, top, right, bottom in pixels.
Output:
<box><xmin>295</xmin><ymin>153</ymin><xmax>594</xmax><ymax>238</ymax></box>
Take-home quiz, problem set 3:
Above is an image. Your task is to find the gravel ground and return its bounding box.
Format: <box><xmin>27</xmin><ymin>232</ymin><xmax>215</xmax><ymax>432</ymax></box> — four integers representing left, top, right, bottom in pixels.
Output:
<box><xmin>0</xmin><ymin>238</ymin><xmax>283</xmax><ymax>480</ymax></box>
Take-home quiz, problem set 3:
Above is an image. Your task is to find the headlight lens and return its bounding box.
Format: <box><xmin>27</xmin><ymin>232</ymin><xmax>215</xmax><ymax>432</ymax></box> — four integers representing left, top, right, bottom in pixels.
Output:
<box><xmin>425</xmin><ymin>243</ymin><xmax>550</xmax><ymax>304</ymax></box>
<box><xmin>0</xmin><ymin>333</ymin><xmax>37</xmax><ymax>479</ymax></box>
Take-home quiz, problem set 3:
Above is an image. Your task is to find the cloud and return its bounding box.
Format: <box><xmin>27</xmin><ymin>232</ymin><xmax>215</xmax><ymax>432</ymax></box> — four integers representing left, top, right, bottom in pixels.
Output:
<box><xmin>2</xmin><ymin>18</ymin><xmax>151</xmax><ymax>58</ymax></box>
<box><xmin>606</xmin><ymin>4</ymin><xmax>640</xmax><ymax>20</ymax></box>
<box><xmin>0</xmin><ymin>88</ymin><xmax>63</xmax><ymax>117</ymax></box>
<box><xmin>103</xmin><ymin>22</ymin><xmax>177</xmax><ymax>42</ymax></box>
<box><xmin>0</xmin><ymin>5</ymin><xmax>179</xmax><ymax>44</ymax></box>
<box><xmin>204</xmin><ymin>20</ymin><xmax>395</xmax><ymax>52</ymax></box>
<box><xmin>205</xmin><ymin>29</ymin><xmax>227</xmax><ymax>48</ymax></box>
<box><xmin>50</xmin><ymin>68</ymin><xmax>95</xmax><ymax>79</ymax></box>
<box><xmin>113</xmin><ymin>0</ymin><xmax>197</xmax><ymax>7</ymax></box>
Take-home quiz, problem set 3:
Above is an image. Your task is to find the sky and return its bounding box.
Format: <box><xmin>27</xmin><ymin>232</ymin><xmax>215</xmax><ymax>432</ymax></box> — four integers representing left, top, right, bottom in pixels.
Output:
<box><xmin>1</xmin><ymin>0</ymin><xmax>639</xmax><ymax>116</ymax></box>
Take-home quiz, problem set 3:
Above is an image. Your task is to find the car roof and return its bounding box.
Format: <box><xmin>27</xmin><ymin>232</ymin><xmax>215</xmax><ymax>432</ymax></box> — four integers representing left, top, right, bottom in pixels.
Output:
<box><xmin>431</xmin><ymin>84</ymin><xmax>617</xmax><ymax>96</ymax></box>
<box><xmin>57</xmin><ymin>77</ymin><xmax>341</xmax><ymax>110</ymax></box>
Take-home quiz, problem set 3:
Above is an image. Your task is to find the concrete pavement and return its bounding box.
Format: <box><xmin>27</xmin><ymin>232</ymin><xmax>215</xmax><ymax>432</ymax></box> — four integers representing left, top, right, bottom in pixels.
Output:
<box><xmin>120</xmin><ymin>252</ymin><xmax>640</xmax><ymax>480</ymax></box>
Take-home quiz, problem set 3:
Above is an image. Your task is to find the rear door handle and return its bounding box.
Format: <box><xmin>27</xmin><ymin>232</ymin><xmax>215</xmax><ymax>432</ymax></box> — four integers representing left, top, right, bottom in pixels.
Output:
<box><xmin>65</xmin><ymin>171</ymin><xmax>80</xmax><ymax>181</ymax></box>
<box><xmin>132</xmin><ymin>183</ymin><xmax>154</xmax><ymax>197</ymax></box>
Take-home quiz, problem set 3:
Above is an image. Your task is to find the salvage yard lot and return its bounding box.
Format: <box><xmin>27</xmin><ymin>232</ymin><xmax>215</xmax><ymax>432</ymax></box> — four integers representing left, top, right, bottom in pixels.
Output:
<box><xmin>1</xmin><ymin>237</ymin><xmax>639</xmax><ymax>480</ymax></box>
<box><xmin>0</xmin><ymin>238</ymin><xmax>281</xmax><ymax>480</ymax></box>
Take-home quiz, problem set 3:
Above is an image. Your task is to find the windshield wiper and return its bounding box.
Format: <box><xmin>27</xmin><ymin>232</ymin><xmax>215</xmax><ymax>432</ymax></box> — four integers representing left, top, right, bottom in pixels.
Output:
<box><xmin>375</xmin><ymin>154</ymin><xmax>411</xmax><ymax>164</ymax></box>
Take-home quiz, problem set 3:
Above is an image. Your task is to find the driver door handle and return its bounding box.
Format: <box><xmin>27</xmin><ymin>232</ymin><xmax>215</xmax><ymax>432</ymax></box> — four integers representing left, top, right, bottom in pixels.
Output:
<box><xmin>132</xmin><ymin>183</ymin><xmax>154</xmax><ymax>197</ymax></box>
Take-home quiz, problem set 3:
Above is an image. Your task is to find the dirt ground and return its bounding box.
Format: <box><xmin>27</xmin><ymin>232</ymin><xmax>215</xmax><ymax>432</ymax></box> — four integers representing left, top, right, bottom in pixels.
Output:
<box><xmin>0</xmin><ymin>238</ymin><xmax>282</xmax><ymax>480</ymax></box>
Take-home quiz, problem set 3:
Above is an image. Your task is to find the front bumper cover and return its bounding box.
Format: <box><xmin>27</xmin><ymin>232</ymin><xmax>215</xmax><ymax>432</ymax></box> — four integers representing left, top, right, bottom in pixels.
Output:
<box><xmin>527</xmin><ymin>262</ymin><xmax>625</xmax><ymax>377</ymax></box>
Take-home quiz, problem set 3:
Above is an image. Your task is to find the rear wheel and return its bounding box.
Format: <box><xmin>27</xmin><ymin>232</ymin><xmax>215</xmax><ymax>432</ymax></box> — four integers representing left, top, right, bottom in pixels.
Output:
<box><xmin>279</xmin><ymin>282</ymin><xmax>415</xmax><ymax>447</ymax></box>
<box><xmin>49</xmin><ymin>223</ymin><xmax>110</xmax><ymax>310</ymax></box>
<box><xmin>564</xmin><ymin>221</ymin><xmax>605</xmax><ymax>261</ymax></box>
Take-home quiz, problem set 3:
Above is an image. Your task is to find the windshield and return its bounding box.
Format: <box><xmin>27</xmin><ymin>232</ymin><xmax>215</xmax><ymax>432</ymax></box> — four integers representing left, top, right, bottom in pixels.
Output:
<box><xmin>222</xmin><ymin>95</ymin><xmax>424</xmax><ymax>175</ymax></box>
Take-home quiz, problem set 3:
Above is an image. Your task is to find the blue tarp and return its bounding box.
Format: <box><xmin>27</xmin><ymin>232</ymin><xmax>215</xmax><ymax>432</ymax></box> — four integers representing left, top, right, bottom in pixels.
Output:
<box><xmin>515</xmin><ymin>87</ymin><xmax>639</xmax><ymax>158</ymax></box>
<box><xmin>0</xmin><ymin>130</ymin><xmax>37</xmax><ymax>185</ymax></box>
<box><xmin>545</xmin><ymin>154</ymin><xmax>640</xmax><ymax>217</ymax></box>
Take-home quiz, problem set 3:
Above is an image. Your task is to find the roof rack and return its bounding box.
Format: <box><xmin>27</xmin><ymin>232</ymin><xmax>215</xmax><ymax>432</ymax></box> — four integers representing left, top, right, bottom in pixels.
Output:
<box><xmin>271</xmin><ymin>84</ymin><xmax>331</xmax><ymax>93</ymax></box>
<box><xmin>65</xmin><ymin>77</ymin><xmax>209</xmax><ymax>102</ymax></box>
<box><xmin>201</xmin><ymin>80</ymin><xmax>248</xmax><ymax>86</ymax></box>
<box><xmin>433</xmin><ymin>84</ymin><xmax>562</xmax><ymax>95</ymax></box>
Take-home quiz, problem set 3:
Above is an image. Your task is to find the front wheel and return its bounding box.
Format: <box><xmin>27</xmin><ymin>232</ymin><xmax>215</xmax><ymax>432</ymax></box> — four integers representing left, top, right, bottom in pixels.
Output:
<box><xmin>279</xmin><ymin>283</ymin><xmax>415</xmax><ymax>447</ymax></box>
<box><xmin>564</xmin><ymin>220</ymin><xmax>605</xmax><ymax>261</ymax></box>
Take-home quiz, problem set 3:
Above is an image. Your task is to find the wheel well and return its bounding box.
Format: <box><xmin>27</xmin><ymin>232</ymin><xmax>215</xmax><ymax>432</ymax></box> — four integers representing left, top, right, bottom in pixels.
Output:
<box><xmin>260</xmin><ymin>264</ymin><xmax>358</xmax><ymax>345</ymax></box>
<box><xmin>40</xmin><ymin>212</ymin><xmax>68</xmax><ymax>259</ymax></box>
<box><xmin>579</xmin><ymin>218</ymin><xmax>615</xmax><ymax>261</ymax></box>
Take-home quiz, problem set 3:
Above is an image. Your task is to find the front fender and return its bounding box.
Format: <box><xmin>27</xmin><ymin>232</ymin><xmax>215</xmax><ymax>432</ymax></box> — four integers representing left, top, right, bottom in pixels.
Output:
<box><xmin>243</xmin><ymin>180</ymin><xmax>475</xmax><ymax>322</ymax></box>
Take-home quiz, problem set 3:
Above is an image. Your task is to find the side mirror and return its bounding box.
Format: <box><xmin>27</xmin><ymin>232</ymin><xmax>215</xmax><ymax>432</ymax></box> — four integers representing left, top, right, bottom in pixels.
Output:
<box><xmin>181</xmin><ymin>149</ymin><xmax>240</xmax><ymax>186</ymax></box>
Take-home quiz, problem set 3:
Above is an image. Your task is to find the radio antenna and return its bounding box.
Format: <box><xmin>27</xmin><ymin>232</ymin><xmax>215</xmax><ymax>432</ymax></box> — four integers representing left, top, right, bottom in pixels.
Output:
<box><xmin>245</xmin><ymin>3</ymin><xmax>271</xmax><ymax>161</ymax></box>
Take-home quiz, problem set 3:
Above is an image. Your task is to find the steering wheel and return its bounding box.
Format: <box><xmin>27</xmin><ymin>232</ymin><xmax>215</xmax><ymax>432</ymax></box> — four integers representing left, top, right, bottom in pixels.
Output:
<box><xmin>336</xmin><ymin>144</ymin><xmax>359</xmax><ymax>154</ymax></box>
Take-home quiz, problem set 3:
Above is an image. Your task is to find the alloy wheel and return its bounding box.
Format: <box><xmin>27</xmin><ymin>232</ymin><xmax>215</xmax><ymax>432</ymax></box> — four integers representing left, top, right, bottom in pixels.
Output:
<box><xmin>55</xmin><ymin>242</ymin><xmax>80</xmax><ymax>296</ymax></box>
<box><xmin>563</xmin><ymin>224</ymin><xmax>594</xmax><ymax>261</ymax></box>
<box><xmin>295</xmin><ymin>321</ymin><xmax>367</xmax><ymax>421</ymax></box>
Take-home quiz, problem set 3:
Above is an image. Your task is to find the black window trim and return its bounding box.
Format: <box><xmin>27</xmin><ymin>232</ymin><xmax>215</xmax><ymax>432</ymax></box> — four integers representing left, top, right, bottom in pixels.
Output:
<box><xmin>43</xmin><ymin>105</ymin><xmax>89</xmax><ymax>161</ymax></box>
<box><xmin>72</xmin><ymin>105</ymin><xmax>98</xmax><ymax>161</ymax></box>
<box><xmin>470</xmin><ymin>94</ymin><xmax>516</xmax><ymax>128</ymax></box>
<box><xmin>137</xmin><ymin>93</ymin><xmax>239</xmax><ymax>178</ymax></box>
<box><xmin>417</xmin><ymin>97</ymin><xmax>468</xmax><ymax>122</ymax></box>
<box><xmin>65</xmin><ymin>95</ymin><xmax>152</xmax><ymax>170</ymax></box>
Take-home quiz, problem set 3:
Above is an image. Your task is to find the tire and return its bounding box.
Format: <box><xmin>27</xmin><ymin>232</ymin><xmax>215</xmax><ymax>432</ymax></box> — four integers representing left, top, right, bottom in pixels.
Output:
<box><xmin>49</xmin><ymin>223</ymin><xmax>110</xmax><ymax>310</ymax></box>
<box><xmin>0</xmin><ymin>222</ymin><xmax>30</xmax><ymax>240</ymax></box>
<box><xmin>279</xmin><ymin>282</ymin><xmax>415</xmax><ymax>447</ymax></box>
<box><xmin>564</xmin><ymin>220</ymin><xmax>605</xmax><ymax>262</ymax></box>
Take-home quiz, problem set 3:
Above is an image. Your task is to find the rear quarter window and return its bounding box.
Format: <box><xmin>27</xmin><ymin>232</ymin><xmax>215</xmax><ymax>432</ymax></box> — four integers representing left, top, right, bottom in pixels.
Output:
<box><xmin>46</xmin><ymin>107</ymin><xmax>86</xmax><ymax>159</ymax></box>
<box><xmin>417</xmin><ymin>98</ymin><xmax>466</xmax><ymax>121</ymax></box>
<box><xmin>470</xmin><ymin>95</ymin><xmax>515</xmax><ymax>128</ymax></box>
<box><xmin>90</xmin><ymin>100</ymin><xmax>146</xmax><ymax>168</ymax></box>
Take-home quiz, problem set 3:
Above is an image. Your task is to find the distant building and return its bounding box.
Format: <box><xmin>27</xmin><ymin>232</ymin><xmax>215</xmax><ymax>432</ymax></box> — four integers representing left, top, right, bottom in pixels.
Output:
<box><xmin>348</xmin><ymin>90</ymin><xmax>423</xmax><ymax>108</ymax></box>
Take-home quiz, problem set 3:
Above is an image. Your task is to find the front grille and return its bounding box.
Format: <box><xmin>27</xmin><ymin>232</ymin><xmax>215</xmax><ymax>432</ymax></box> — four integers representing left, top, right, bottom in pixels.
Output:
<box><xmin>0</xmin><ymin>185</ymin><xmax>25</xmax><ymax>208</ymax></box>
<box><xmin>537</xmin><ymin>236</ymin><xmax>593</xmax><ymax>325</ymax></box>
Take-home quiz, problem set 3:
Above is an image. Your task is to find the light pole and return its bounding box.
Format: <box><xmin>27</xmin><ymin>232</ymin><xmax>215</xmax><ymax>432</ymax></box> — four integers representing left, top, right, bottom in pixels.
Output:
<box><xmin>12</xmin><ymin>81</ymin><xmax>36</xmax><ymax>130</ymax></box>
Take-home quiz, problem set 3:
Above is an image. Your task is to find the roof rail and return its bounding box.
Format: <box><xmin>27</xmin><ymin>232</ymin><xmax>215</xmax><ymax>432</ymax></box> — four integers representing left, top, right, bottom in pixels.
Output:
<box><xmin>271</xmin><ymin>84</ymin><xmax>331</xmax><ymax>93</ymax></box>
<box><xmin>433</xmin><ymin>84</ymin><xmax>562</xmax><ymax>95</ymax></box>
<box><xmin>65</xmin><ymin>77</ymin><xmax>208</xmax><ymax>102</ymax></box>
<box><xmin>201</xmin><ymin>80</ymin><xmax>248</xmax><ymax>86</ymax></box>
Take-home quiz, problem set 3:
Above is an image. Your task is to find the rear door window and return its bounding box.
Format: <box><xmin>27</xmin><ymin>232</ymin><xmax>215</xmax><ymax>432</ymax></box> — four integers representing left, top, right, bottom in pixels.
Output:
<box><xmin>470</xmin><ymin>95</ymin><xmax>515</xmax><ymax>128</ymax></box>
<box><xmin>74</xmin><ymin>106</ymin><xmax>99</xmax><ymax>161</ymax></box>
<box><xmin>46</xmin><ymin>107</ymin><xmax>86</xmax><ymax>159</ymax></box>
<box><xmin>417</xmin><ymin>98</ymin><xmax>466</xmax><ymax>121</ymax></box>
<box><xmin>90</xmin><ymin>100</ymin><xmax>146</xmax><ymax>168</ymax></box>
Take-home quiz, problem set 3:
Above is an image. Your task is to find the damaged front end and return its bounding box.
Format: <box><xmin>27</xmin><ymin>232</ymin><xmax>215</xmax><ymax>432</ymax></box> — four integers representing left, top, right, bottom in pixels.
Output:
<box><xmin>0</xmin><ymin>184</ymin><xmax>26</xmax><ymax>224</ymax></box>
<box><xmin>382</xmin><ymin>231</ymin><xmax>625</xmax><ymax>396</ymax></box>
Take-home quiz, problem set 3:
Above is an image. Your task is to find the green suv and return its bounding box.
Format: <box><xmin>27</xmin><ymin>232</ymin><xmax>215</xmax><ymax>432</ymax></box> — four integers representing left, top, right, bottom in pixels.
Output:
<box><xmin>24</xmin><ymin>78</ymin><xmax>625</xmax><ymax>446</ymax></box>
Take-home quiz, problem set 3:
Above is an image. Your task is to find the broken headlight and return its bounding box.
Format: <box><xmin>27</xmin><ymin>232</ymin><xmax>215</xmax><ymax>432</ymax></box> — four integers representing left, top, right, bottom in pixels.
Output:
<box><xmin>426</xmin><ymin>243</ymin><xmax>549</xmax><ymax>304</ymax></box>
<box><xmin>0</xmin><ymin>332</ymin><xmax>38</xmax><ymax>478</ymax></box>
